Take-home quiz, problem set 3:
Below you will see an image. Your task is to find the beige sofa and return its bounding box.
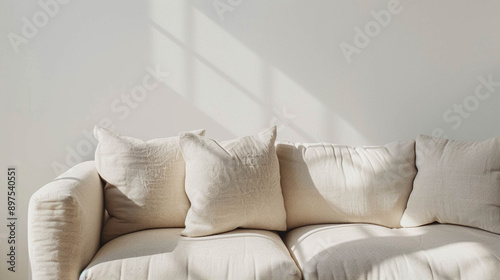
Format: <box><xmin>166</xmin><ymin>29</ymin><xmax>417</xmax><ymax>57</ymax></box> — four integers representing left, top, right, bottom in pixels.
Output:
<box><xmin>29</xmin><ymin>127</ymin><xmax>500</xmax><ymax>280</ymax></box>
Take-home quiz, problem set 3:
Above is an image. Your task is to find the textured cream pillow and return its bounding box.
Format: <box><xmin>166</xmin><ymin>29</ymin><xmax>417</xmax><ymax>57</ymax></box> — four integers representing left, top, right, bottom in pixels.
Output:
<box><xmin>401</xmin><ymin>135</ymin><xmax>500</xmax><ymax>234</ymax></box>
<box><xmin>276</xmin><ymin>140</ymin><xmax>417</xmax><ymax>229</ymax></box>
<box><xmin>94</xmin><ymin>126</ymin><xmax>205</xmax><ymax>244</ymax></box>
<box><xmin>179</xmin><ymin>126</ymin><xmax>287</xmax><ymax>237</ymax></box>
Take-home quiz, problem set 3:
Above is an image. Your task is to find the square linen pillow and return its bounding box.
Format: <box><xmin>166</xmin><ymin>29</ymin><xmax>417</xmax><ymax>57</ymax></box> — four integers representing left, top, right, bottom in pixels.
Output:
<box><xmin>401</xmin><ymin>135</ymin><xmax>500</xmax><ymax>234</ymax></box>
<box><xmin>179</xmin><ymin>126</ymin><xmax>287</xmax><ymax>237</ymax></box>
<box><xmin>276</xmin><ymin>140</ymin><xmax>417</xmax><ymax>229</ymax></box>
<box><xmin>94</xmin><ymin>126</ymin><xmax>205</xmax><ymax>244</ymax></box>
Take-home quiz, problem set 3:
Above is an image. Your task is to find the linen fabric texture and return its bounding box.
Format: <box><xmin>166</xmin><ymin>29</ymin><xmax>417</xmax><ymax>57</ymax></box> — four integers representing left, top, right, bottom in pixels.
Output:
<box><xmin>276</xmin><ymin>140</ymin><xmax>417</xmax><ymax>229</ymax></box>
<box><xmin>80</xmin><ymin>229</ymin><xmax>301</xmax><ymax>280</ymax></box>
<box><xmin>94</xmin><ymin>126</ymin><xmax>205</xmax><ymax>244</ymax></box>
<box><xmin>285</xmin><ymin>223</ymin><xmax>500</xmax><ymax>280</ymax></box>
<box><xmin>179</xmin><ymin>126</ymin><xmax>287</xmax><ymax>237</ymax></box>
<box><xmin>401</xmin><ymin>135</ymin><xmax>500</xmax><ymax>234</ymax></box>
<box><xmin>28</xmin><ymin>161</ymin><xmax>103</xmax><ymax>280</ymax></box>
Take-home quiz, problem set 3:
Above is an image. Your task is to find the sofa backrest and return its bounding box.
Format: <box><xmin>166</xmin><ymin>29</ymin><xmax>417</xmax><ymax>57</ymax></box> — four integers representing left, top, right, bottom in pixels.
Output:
<box><xmin>276</xmin><ymin>140</ymin><xmax>417</xmax><ymax>229</ymax></box>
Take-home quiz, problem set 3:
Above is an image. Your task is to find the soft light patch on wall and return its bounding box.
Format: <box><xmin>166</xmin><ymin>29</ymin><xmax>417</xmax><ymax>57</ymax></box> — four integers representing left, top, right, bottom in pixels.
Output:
<box><xmin>147</xmin><ymin>1</ymin><xmax>368</xmax><ymax>143</ymax></box>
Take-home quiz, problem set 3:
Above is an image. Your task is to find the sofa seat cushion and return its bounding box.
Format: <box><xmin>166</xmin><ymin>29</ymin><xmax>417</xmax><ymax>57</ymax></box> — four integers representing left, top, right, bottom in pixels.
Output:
<box><xmin>284</xmin><ymin>223</ymin><xmax>500</xmax><ymax>280</ymax></box>
<box><xmin>80</xmin><ymin>228</ymin><xmax>301</xmax><ymax>280</ymax></box>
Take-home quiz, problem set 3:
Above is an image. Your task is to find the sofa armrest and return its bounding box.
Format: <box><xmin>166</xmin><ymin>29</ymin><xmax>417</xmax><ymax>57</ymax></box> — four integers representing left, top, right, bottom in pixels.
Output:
<box><xmin>28</xmin><ymin>161</ymin><xmax>103</xmax><ymax>280</ymax></box>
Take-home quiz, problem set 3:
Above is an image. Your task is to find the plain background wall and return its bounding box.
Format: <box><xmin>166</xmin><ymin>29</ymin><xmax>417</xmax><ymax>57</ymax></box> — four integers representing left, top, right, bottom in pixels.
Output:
<box><xmin>1</xmin><ymin>0</ymin><xmax>500</xmax><ymax>279</ymax></box>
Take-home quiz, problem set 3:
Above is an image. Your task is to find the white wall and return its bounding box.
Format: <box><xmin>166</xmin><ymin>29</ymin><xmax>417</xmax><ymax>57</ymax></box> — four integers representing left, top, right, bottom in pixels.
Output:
<box><xmin>1</xmin><ymin>0</ymin><xmax>499</xmax><ymax>279</ymax></box>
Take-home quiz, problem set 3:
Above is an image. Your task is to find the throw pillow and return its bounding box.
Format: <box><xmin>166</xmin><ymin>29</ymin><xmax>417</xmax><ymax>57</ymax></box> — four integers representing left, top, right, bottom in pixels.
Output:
<box><xmin>94</xmin><ymin>126</ymin><xmax>205</xmax><ymax>243</ymax></box>
<box><xmin>401</xmin><ymin>135</ymin><xmax>500</xmax><ymax>234</ymax></box>
<box><xmin>179</xmin><ymin>126</ymin><xmax>287</xmax><ymax>237</ymax></box>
